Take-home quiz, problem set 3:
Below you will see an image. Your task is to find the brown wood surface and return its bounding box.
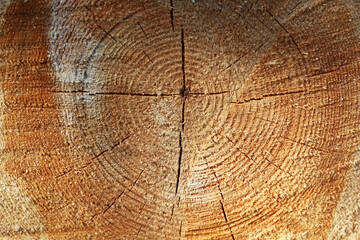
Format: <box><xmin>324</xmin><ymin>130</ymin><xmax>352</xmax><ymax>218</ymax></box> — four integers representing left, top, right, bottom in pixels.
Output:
<box><xmin>1</xmin><ymin>0</ymin><xmax>360</xmax><ymax>239</ymax></box>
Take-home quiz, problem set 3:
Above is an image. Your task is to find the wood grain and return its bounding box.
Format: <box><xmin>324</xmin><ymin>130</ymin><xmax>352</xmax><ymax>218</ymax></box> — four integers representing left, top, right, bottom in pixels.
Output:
<box><xmin>1</xmin><ymin>0</ymin><xmax>360</xmax><ymax>239</ymax></box>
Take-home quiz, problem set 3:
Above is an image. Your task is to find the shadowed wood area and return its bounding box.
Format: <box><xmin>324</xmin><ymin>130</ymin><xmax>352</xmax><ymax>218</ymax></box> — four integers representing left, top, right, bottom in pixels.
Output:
<box><xmin>0</xmin><ymin>0</ymin><xmax>360</xmax><ymax>239</ymax></box>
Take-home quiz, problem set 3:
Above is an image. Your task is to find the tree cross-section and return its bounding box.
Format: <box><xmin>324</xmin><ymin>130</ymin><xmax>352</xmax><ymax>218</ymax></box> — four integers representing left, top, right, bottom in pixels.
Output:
<box><xmin>0</xmin><ymin>0</ymin><xmax>360</xmax><ymax>239</ymax></box>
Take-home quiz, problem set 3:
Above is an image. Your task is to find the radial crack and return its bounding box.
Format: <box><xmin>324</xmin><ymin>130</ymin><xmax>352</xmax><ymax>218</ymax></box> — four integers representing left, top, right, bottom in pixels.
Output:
<box><xmin>175</xmin><ymin>131</ymin><xmax>183</xmax><ymax>195</ymax></box>
<box><xmin>203</xmin><ymin>157</ymin><xmax>224</xmax><ymax>199</ymax></box>
<box><xmin>245</xmin><ymin>0</ymin><xmax>259</xmax><ymax>16</ymax></box>
<box><xmin>136</xmin><ymin>226</ymin><xmax>142</xmax><ymax>237</ymax></box>
<box><xmin>207</xmin><ymin>128</ymin><xmax>256</xmax><ymax>192</ymax></box>
<box><xmin>170</xmin><ymin>0</ymin><xmax>175</xmax><ymax>31</ymax></box>
<box><xmin>190</xmin><ymin>90</ymin><xmax>231</xmax><ymax>96</ymax></box>
<box><xmin>92</xmin><ymin>92</ymin><xmax>174</xmax><ymax>97</ymax></box>
<box><xmin>175</xmin><ymin>105</ymin><xmax>185</xmax><ymax>195</ymax></box>
<box><xmin>52</xmin><ymin>90</ymin><xmax>89</xmax><ymax>94</ymax></box>
<box><xmin>102</xmin><ymin>166</ymin><xmax>147</xmax><ymax>216</ymax></box>
<box><xmin>175</xmin><ymin>27</ymin><xmax>187</xmax><ymax>195</ymax></box>
<box><xmin>230</xmin><ymin>89</ymin><xmax>307</xmax><ymax>105</ymax></box>
<box><xmin>220</xmin><ymin>200</ymin><xmax>235</xmax><ymax>240</ymax></box>
<box><xmin>93</xmin><ymin>136</ymin><xmax>129</xmax><ymax>160</ymax></box>
<box><xmin>52</xmin><ymin>90</ymin><xmax>180</xmax><ymax>97</ymax></box>
<box><xmin>179</xmin><ymin>221</ymin><xmax>182</xmax><ymax>237</ymax></box>
<box><xmin>279</xmin><ymin>135</ymin><xmax>338</xmax><ymax>154</ymax></box>
<box><xmin>225</xmin><ymin>136</ymin><xmax>257</xmax><ymax>164</ymax></box>
<box><xmin>56</xmin><ymin>137</ymin><xmax>129</xmax><ymax>178</ymax></box>
<box><xmin>262</xmin><ymin>155</ymin><xmax>293</xmax><ymax>178</ymax></box>
<box><xmin>181</xmin><ymin>99</ymin><xmax>185</xmax><ymax>130</ymax></box>
<box><xmin>138</xmin><ymin>22</ymin><xmax>148</xmax><ymax>39</ymax></box>
<box><xmin>181</xmin><ymin>27</ymin><xmax>186</xmax><ymax>94</ymax></box>
<box><xmin>267</xmin><ymin>10</ymin><xmax>305</xmax><ymax>60</ymax></box>
<box><xmin>174</xmin><ymin>104</ymin><xmax>184</xmax><ymax>196</ymax></box>
<box><xmin>84</xmin><ymin>6</ymin><xmax>121</xmax><ymax>44</ymax></box>
<box><xmin>56</xmin><ymin>161</ymin><xmax>93</xmax><ymax>178</ymax></box>
<box><xmin>221</xmin><ymin>52</ymin><xmax>248</xmax><ymax>73</ymax></box>
<box><xmin>254</xmin><ymin>116</ymin><xmax>281</xmax><ymax>125</ymax></box>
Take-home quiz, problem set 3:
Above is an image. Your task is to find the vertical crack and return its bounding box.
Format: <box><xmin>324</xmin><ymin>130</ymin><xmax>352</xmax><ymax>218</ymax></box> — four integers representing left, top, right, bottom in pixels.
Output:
<box><xmin>170</xmin><ymin>0</ymin><xmax>175</xmax><ymax>31</ymax></box>
<box><xmin>175</xmin><ymin>27</ymin><xmax>187</xmax><ymax>195</ymax></box>
<box><xmin>175</xmin><ymin>130</ymin><xmax>183</xmax><ymax>195</ymax></box>
<box><xmin>180</xmin><ymin>27</ymin><xmax>186</xmax><ymax>95</ymax></box>
<box><xmin>179</xmin><ymin>221</ymin><xmax>183</xmax><ymax>238</ymax></box>
<box><xmin>181</xmin><ymin>98</ymin><xmax>186</xmax><ymax>130</ymax></box>
<box><xmin>220</xmin><ymin>201</ymin><xmax>235</xmax><ymax>240</ymax></box>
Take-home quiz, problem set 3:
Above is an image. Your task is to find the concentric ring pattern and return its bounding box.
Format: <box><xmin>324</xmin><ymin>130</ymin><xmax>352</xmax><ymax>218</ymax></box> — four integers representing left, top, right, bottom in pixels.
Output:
<box><xmin>1</xmin><ymin>0</ymin><xmax>360</xmax><ymax>239</ymax></box>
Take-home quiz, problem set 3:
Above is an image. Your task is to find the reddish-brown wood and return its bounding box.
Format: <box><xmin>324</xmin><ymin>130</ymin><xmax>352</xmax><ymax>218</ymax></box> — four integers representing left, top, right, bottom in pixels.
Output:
<box><xmin>1</xmin><ymin>0</ymin><xmax>360</xmax><ymax>239</ymax></box>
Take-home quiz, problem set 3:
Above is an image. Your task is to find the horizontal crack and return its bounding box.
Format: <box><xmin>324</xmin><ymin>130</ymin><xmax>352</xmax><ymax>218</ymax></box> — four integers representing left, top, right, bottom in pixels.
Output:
<box><xmin>52</xmin><ymin>90</ymin><xmax>241</xmax><ymax>98</ymax></box>
<box><xmin>230</xmin><ymin>87</ymin><xmax>332</xmax><ymax>105</ymax></box>
<box><xmin>230</xmin><ymin>89</ymin><xmax>307</xmax><ymax>104</ymax></box>
<box><xmin>52</xmin><ymin>90</ymin><xmax>180</xmax><ymax>97</ymax></box>
<box><xmin>189</xmin><ymin>90</ymin><xmax>232</xmax><ymax>96</ymax></box>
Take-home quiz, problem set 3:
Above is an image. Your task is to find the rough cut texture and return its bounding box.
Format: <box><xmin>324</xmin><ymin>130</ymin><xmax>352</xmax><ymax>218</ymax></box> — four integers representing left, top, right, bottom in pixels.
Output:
<box><xmin>0</xmin><ymin>0</ymin><xmax>360</xmax><ymax>239</ymax></box>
